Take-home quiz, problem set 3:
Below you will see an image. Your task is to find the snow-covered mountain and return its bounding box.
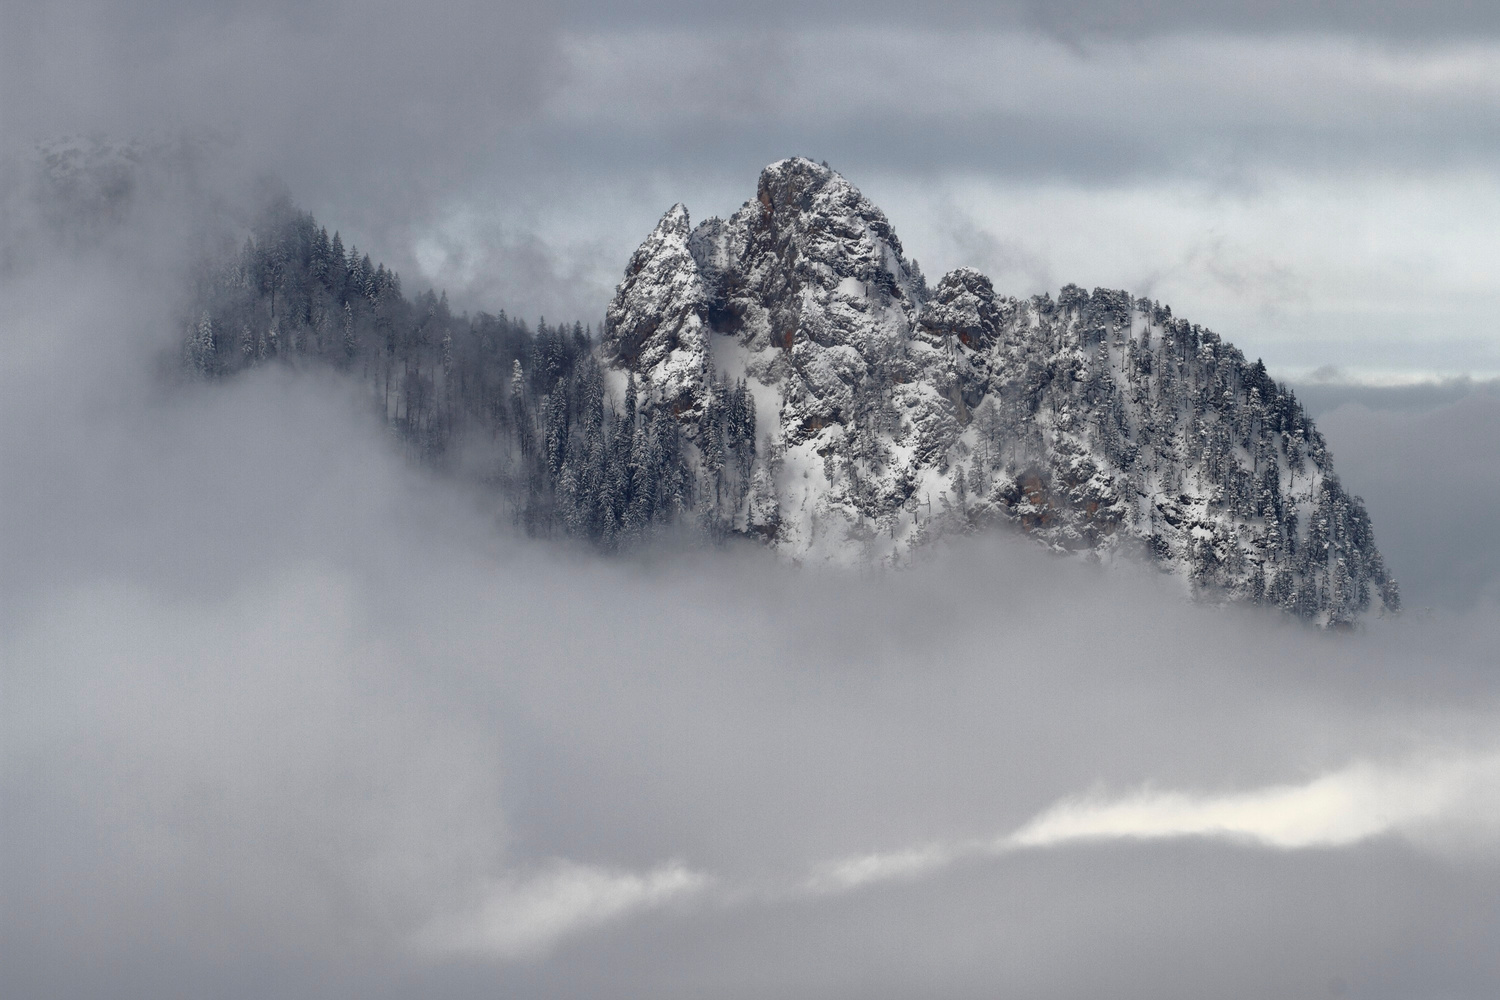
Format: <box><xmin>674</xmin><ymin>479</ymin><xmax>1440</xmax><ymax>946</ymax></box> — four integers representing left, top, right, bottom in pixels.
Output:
<box><xmin>157</xmin><ymin>143</ymin><xmax>1396</xmax><ymax>625</ymax></box>
<box><xmin>603</xmin><ymin>158</ymin><xmax>1398</xmax><ymax>624</ymax></box>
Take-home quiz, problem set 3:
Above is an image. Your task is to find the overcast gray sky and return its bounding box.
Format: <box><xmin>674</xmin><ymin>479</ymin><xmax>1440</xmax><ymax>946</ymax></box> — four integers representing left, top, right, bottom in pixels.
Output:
<box><xmin>7</xmin><ymin>0</ymin><xmax>1500</xmax><ymax>379</ymax></box>
<box><xmin>7</xmin><ymin>4</ymin><xmax>1500</xmax><ymax>998</ymax></box>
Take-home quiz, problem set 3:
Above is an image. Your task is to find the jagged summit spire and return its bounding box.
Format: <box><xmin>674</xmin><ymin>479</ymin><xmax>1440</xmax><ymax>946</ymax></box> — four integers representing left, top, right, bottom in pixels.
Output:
<box><xmin>603</xmin><ymin>200</ymin><xmax>710</xmax><ymax>414</ymax></box>
<box><xmin>749</xmin><ymin>157</ymin><xmax>912</xmax><ymax>269</ymax></box>
<box><xmin>653</xmin><ymin>202</ymin><xmax>691</xmax><ymax>238</ymax></box>
<box><xmin>755</xmin><ymin>157</ymin><xmax>839</xmax><ymax>209</ymax></box>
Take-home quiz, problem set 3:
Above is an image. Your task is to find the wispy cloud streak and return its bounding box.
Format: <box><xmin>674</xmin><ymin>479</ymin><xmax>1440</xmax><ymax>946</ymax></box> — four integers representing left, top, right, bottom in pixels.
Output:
<box><xmin>415</xmin><ymin>751</ymin><xmax>1500</xmax><ymax>962</ymax></box>
<box><xmin>1007</xmin><ymin>755</ymin><xmax>1500</xmax><ymax>850</ymax></box>
<box><xmin>414</xmin><ymin>861</ymin><xmax>708</xmax><ymax>959</ymax></box>
<box><xmin>799</xmin><ymin>752</ymin><xmax>1500</xmax><ymax>900</ymax></box>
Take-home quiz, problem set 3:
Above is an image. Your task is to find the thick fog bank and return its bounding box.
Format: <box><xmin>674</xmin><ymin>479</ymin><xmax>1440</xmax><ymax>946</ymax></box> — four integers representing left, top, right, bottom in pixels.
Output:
<box><xmin>6</xmin><ymin>160</ymin><xmax>1500</xmax><ymax>1000</ymax></box>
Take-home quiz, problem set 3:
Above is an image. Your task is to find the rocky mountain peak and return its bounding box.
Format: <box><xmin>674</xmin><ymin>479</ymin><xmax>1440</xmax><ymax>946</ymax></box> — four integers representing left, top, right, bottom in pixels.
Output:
<box><xmin>742</xmin><ymin>157</ymin><xmax>922</xmax><ymax>310</ymax></box>
<box><xmin>602</xmin><ymin>202</ymin><xmax>710</xmax><ymax>415</ymax></box>
<box><xmin>599</xmin><ymin>159</ymin><xmax>1399</xmax><ymax>623</ymax></box>
<box><xmin>755</xmin><ymin>157</ymin><xmax>832</xmax><ymax>206</ymax></box>
<box><xmin>654</xmin><ymin>202</ymin><xmax>693</xmax><ymax>239</ymax></box>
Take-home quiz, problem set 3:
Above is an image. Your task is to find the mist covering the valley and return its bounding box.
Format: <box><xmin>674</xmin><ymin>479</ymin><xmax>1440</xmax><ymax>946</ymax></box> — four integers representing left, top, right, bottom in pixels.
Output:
<box><xmin>4</xmin><ymin>136</ymin><xmax>1500</xmax><ymax>999</ymax></box>
<box><xmin>10</xmin><ymin>0</ymin><xmax>1500</xmax><ymax>990</ymax></box>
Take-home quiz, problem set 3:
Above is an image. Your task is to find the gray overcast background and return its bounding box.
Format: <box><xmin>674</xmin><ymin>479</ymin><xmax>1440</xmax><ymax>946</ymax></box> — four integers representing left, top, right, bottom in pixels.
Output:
<box><xmin>8</xmin><ymin>0</ymin><xmax>1500</xmax><ymax>378</ymax></box>
<box><xmin>7</xmin><ymin>3</ymin><xmax>1500</xmax><ymax>999</ymax></box>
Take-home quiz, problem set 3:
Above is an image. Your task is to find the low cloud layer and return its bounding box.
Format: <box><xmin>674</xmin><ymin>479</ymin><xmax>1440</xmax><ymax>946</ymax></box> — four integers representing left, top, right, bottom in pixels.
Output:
<box><xmin>410</xmin><ymin>747</ymin><xmax>1500</xmax><ymax>964</ymax></box>
<box><xmin>5</xmin><ymin>167</ymin><xmax>1500</xmax><ymax>998</ymax></box>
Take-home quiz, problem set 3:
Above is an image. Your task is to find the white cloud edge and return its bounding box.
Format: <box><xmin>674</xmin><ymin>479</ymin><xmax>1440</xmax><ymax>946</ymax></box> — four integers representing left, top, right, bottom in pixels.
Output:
<box><xmin>413</xmin><ymin>859</ymin><xmax>709</xmax><ymax>960</ymax></box>
<box><xmin>414</xmin><ymin>751</ymin><xmax>1500</xmax><ymax>961</ymax></box>
<box><xmin>1006</xmin><ymin>755</ymin><xmax>1498</xmax><ymax>850</ymax></box>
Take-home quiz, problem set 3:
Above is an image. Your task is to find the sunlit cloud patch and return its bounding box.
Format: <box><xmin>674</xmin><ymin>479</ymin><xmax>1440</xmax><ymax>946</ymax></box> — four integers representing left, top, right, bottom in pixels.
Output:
<box><xmin>1006</xmin><ymin>754</ymin><xmax>1500</xmax><ymax>850</ymax></box>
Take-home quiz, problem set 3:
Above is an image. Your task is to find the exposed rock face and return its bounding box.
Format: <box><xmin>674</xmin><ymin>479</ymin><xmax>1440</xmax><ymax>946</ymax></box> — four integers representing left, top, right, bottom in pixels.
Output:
<box><xmin>603</xmin><ymin>158</ymin><xmax>1399</xmax><ymax>624</ymax></box>
<box><xmin>604</xmin><ymin>157</ymin><xmax>924</xmax><ymax>435</ymax></box>
<box><xmin>602</xmin><ymin>204</ymin><xmax>711</xmax><ymax>417</ymax></box>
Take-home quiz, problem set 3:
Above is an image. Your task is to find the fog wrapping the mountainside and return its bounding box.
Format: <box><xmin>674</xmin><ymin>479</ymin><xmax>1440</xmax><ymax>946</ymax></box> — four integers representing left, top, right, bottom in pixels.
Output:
<box><xmin>4</xmin><ymin>144</ymin><xmax>1500</xmax><ymax>999</ymax></box>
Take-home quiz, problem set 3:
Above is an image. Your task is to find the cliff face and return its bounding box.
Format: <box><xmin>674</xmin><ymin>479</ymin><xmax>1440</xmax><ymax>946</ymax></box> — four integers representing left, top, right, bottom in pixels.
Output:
<box><xmin>604</xmin><ymin>158</ymin><xmax>1399</xmax><ymax>623</ymax></box>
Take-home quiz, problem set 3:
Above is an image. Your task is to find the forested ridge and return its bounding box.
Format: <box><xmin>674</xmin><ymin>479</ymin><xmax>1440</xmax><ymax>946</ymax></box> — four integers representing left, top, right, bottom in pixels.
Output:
<box><xmin>181</xmin><ymin>197</ymin><xmax>752</xmax><ymax>546</ymax></box>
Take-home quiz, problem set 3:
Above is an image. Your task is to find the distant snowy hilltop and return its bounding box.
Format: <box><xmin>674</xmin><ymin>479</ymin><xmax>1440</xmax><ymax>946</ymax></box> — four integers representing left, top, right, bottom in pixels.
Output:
<box><xmin>166</xmin><ymin>153</ymin><xmax>1396</xmax><ymax>624</ymax></box>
